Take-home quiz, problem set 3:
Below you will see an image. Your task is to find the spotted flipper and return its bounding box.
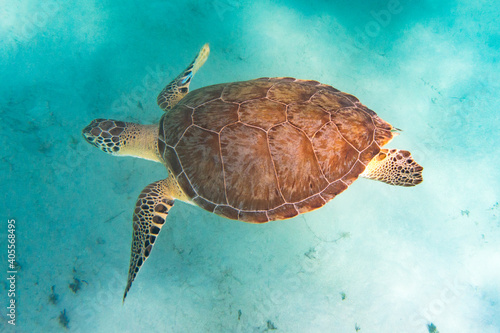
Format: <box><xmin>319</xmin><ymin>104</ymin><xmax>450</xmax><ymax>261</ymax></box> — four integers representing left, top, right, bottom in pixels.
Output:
<box><xmin>157</xmin><ymin>43</ymin><xmax>210</xmax><ymax>111</ymax></box>
<box><xmin>123</xmin><ymin>178</ymin><xmax>175</xmax><ymax>302</ymax></box>
<box><xmin>361</xmin><ymin>149</ymin><xmax>423</xmax><ymax>186</ymax></box>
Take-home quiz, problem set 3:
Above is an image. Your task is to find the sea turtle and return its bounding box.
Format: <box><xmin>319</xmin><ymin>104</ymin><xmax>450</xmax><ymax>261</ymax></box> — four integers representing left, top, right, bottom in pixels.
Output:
<box><xmin>82</xmin><ymin>44</ymin><xmax>423</xmax><ymax>301</ymax></box>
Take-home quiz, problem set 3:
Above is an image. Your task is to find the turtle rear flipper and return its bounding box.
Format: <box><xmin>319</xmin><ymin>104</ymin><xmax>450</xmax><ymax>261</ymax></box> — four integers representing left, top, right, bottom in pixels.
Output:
<box><xmin>361</xmin><ymin>149</ymin><xmax>423</xmax><ymax>186</ymax></box>
<box><xmin>157</xmin><ymin>43</ymin><xmax>210</xmax><ymax>111</ymax></box>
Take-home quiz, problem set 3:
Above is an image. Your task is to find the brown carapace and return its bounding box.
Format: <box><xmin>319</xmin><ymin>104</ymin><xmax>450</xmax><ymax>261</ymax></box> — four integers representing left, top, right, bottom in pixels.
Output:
<box><xmin>159</xmin><ymin>77</ymin><xmax>397</xmax><ymax>223</ymax></box>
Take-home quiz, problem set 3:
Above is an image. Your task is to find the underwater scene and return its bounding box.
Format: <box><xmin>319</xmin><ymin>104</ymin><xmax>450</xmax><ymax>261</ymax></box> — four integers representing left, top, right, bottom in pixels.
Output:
<box><xmin>1</xmin><ymin>0</ymin><xmax>499</xmax><ymax>332</ymax></box>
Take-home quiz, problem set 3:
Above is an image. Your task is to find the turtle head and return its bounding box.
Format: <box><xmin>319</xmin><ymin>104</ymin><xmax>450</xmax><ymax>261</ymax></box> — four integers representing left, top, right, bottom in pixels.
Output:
<box><xmin>82</xmin><ymin>119</ymin><xmax>162</xmax><ymax>162</ymax></box>
<box><xmin>82</xmin><ymin>119</ymin><xmax>126</xmax><ymax>154</ymax></box>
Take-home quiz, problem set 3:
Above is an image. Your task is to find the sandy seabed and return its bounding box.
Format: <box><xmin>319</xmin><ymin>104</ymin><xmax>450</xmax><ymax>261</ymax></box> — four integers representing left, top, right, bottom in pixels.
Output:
<box><xmin>1</xmin><ymin>0</ymin><xmax>499</xmax><ymax>332</ymax></box>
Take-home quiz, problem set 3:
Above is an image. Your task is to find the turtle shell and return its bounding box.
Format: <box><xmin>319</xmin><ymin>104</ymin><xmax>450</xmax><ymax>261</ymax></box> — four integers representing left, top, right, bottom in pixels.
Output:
<box><xmin>157</xmin><ymin>77</ymin><xmax>394</xmax><ymax>223</ymax></box>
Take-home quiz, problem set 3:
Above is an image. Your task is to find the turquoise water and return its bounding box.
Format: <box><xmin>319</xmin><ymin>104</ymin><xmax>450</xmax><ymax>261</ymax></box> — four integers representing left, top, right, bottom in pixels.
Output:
<box><xmin>1</xmin><ymin>0</ymin><xmax>499</xmax><ymax>332</ymax></box>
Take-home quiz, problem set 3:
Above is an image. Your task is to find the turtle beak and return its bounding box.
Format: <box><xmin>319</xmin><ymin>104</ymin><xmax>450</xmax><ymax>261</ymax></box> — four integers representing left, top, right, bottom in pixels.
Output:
<box><xmin>82</xmin><ymin>119</ymin><xmax>103</xmax><ymax>146</ymax></box>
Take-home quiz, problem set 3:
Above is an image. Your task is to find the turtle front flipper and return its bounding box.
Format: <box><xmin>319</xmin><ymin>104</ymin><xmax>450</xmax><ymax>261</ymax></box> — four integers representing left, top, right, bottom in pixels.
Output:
<box><xmin>157</xmin><ymin>43</ymin><xmax>210</xmax><ymax>111</ymax></box>
<box><xmin>360</xmin><ymin>149</ymin><xmax>423</xmax><ymax>186</ymax></box>
<box><xmin>123</xmin><ymin>178</ymin><xmax>175</xmax><ymax>302</ymax></box>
